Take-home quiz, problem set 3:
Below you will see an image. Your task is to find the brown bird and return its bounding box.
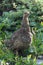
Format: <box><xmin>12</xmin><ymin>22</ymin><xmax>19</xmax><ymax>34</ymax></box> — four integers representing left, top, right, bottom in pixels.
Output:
<box><xmin>4</xmin><ymin>11</ymin><xmax>33</xmax><ymax>55</ymax></box>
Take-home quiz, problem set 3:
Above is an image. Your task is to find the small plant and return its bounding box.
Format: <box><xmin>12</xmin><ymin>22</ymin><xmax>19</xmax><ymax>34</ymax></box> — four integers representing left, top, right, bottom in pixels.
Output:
<box><xmin>0</xmin><ymin>41</ymin><xmax>15</xmax><ymax>62</ymax></box>
<box><xmin>14</xmin><ymin>55</ymin><xmax>38</xmax><ymax>65</ymax></box>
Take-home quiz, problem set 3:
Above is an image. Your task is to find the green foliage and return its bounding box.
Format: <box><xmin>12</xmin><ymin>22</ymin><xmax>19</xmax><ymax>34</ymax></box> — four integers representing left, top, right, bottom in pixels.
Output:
<box><xmin>15</xmin><ymin>55</ymin><xmax>37</xmax><ymax>65</ymax></box>
<box><xmin>31</xmin><ymin>31</ymin><xmax>43</xmax><ymax>55</ymax></box>
<box><xmin>0</xmin><ymin>41</ymin><xmax>14</xmax><ymax>62</ymax></box>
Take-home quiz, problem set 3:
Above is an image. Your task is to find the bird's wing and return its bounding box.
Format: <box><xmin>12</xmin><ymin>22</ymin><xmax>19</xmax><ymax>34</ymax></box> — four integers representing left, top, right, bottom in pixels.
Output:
<box><xmin>10</xmin><ymin>29</ymin><xmax>20</xmax><ymax>42</ymax></box>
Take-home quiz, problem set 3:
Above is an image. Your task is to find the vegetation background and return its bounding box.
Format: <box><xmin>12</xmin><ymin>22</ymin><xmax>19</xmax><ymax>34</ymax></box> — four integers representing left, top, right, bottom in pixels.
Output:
<box><xmin>0</xmin><ymin>0</ymin><xmax>43</xmax><ymax>65</ymax></box>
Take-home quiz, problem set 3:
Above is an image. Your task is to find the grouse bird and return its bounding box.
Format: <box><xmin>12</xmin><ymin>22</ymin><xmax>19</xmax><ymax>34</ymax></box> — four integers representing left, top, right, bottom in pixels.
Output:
<box><xmin>4</xmin><ymin>11</ymin><xmax>33</xmax><ymax>55</ymax></box>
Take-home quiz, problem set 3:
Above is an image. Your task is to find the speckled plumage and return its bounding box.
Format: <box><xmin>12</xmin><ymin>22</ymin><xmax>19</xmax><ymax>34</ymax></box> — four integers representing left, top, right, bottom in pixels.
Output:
<box><xmin>4</xmin><ymin>11</ymin><xmax>33</xmax><ymax>55</ymax></box>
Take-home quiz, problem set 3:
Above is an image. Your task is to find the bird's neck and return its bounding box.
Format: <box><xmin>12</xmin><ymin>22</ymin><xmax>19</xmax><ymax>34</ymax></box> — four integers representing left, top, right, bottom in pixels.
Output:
<box><xmin>21</xmin><ymin>15</ymin><xmax>31</xmax><ymax>32</ymax></box>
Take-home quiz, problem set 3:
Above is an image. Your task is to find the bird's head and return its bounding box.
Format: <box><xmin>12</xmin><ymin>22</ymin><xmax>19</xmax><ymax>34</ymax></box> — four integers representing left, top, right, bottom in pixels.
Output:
<box><xmin>24</xmin><ymin>10</ymin><xmax>30</xmax><ymax>17</ymax></box>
